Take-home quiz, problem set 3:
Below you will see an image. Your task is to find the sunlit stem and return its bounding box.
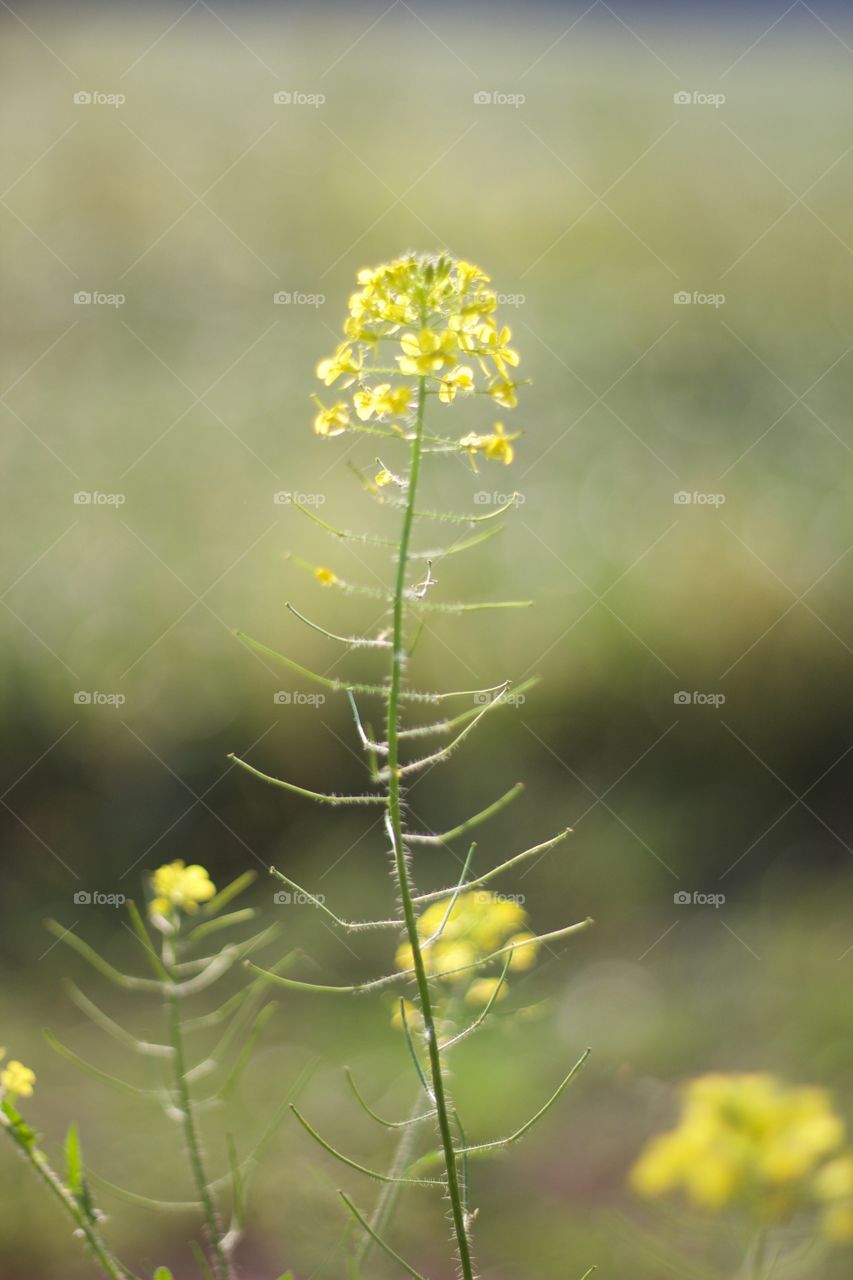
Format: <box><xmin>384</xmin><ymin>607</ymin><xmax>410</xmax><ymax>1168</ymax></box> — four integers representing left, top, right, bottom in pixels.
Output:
<box><xmin>384</xmin><ymin>372</ymin><xmax>476</xmax><ymax>1280</ymax></box>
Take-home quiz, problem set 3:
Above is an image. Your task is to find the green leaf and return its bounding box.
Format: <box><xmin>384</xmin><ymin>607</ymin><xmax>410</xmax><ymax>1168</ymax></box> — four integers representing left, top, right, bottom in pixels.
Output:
<box><xmin>65</xmin><ymin>1124</ymin><xmax>83</xmax><ymax>1196</ymax></box>
<box><xmin>274</xmin><ymin>1273</ymin><xmax>294</xmax><ymax>1279</ymax></box>
<box><xmin>153</xmin><ymin>1269</ymin><xmax>174</xmax><ymax>1280</ymax></box>
<box><xmin>1</xmin><ymin>1099</ymin><xmax>36</xmax><ymax>1151</ymax></box>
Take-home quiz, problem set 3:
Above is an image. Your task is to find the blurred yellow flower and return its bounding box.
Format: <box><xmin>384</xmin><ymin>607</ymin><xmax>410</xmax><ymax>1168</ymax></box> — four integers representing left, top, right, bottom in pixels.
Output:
<box><xmin>395</xmin><ymin>891</ymin><xmax>534</xmax><ymax>994</ymax></box>
<box><xmin>0</xmin><ymin>1056</ymin><xmax>35</xmax><ymax>1100</ymax></box>
<box><xmin>314</xmin><ymin>566</ymin><xmax>337</xmax><ymax>587</ymax></box>
<box><xmin>465</xmin><ymin>976</ymin><xmax>509</xmax><ymax>1007</ymax></box>
<box><xmin>316</xmin><ymin>343</ymin><xmax>362</xmax><ymax>387</ymax></box>
<box><xmin>630</xmin><ymin>1073</ymin><xmax>847</xmax><ymax>1223</ymax></box>
<box><xmin>150</xmin><ymin>860</ymin><xmax>216</xmax><ymax>918</ymax></box>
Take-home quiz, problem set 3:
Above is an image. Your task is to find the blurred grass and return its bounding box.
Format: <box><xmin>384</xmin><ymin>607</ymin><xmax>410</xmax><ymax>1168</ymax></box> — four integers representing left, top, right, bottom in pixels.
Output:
<box><xmin>1</xmin><ymin>3</ymin><xmax>853</xmax><ymax>1277</ymax></box>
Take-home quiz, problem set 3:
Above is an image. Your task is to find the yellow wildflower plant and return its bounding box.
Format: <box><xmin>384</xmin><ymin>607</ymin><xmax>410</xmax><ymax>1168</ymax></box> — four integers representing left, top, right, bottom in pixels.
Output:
<box><xmin>313</xmin><ymin>565</ymin><xmax>337</xmax><ymax>587</ymax></box>
<box><xmin>0</xmin><ymin>1053</ymin><xmax>35</xmax><ymax>1100</ymax></box>
<box><xmin>631</xmin><ymin>1073</ymin><xmax>848</xmax><ymax>1224</ymax></box>
<box><xmin>149</xmin><ymin>859</ymin><xmax>216</xmax><ymax>919</ymax></box>
<box><xmin>313</xmin><ymin>253</ymin><xmax>523</xmax><ymax>463</ymax></box>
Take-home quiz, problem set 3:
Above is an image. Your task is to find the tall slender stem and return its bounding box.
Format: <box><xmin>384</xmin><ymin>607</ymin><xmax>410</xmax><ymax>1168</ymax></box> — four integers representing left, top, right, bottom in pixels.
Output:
<box><xmin>385</xmin><ymin>373</ymin><xmax>476</xmax><ymax>1280</ymax></box>
<box><xmin>167</xmin><ymin>983</ymin><xmax>232</xmax><ymax>1280</ymax></box>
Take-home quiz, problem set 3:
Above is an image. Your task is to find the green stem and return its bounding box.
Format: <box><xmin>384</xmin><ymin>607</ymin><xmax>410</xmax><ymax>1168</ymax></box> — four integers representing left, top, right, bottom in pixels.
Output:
<box><xmin>1</xmin><ymin>1120</ymin><xmax>133</xmax><ymax>1280</ymax></box>
<box><xmin>167</xmin><ymin>982</ymin><xmax>233</xmax><ymax>1280</ymax></box>
<box><xmin>385</xmin><ymin>373</ymin><xmax>476</xmax><ymax>1280</ymax></box>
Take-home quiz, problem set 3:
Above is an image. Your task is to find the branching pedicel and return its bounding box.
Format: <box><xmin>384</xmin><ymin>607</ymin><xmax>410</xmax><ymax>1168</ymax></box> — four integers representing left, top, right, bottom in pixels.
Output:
<box><xmin>232</xmin><ymin>253</ymin><xmax>593</xmax><ymax>1279</ymax></box>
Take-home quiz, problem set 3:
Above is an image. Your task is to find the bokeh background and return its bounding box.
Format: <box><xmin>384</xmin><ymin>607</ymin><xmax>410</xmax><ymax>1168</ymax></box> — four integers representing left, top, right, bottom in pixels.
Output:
<box><xmin>1</xmin><ymin>1</ymin><xmax>852</xmax><ymax>1276</ymax></box>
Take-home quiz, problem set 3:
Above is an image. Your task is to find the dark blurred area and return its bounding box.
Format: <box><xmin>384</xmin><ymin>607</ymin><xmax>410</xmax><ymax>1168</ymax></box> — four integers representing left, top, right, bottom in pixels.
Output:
<box><xmin>1</xmin><ymin>1</ymin><xmax>852</xmax><ymax>1276</ymax></box>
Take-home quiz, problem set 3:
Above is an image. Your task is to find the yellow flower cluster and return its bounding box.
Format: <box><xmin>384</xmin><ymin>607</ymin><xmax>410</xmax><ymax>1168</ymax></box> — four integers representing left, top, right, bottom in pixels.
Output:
<box><xmin>0</xmin><ymin>1049</ymin><xmax>35</xmax><ymax>1101</ymax></box>
<box><xmin>149</xmin><ymin>860</ymin><xmax>215</xmax><ymax>919</ymax></box>
<box><xmin>313</xmin><ymin>253</ymin><xmax>522</xmax><ymax>464</ymax></box>
<box><xmin>631</xmin><ymin>1072</ymin><xmax>853</xmax><ymax>1239</ymax></box>
<box><xmin>394</xmin><ymin>890</ymin><xmax>539</xmax><ymax>1008</ymax></box>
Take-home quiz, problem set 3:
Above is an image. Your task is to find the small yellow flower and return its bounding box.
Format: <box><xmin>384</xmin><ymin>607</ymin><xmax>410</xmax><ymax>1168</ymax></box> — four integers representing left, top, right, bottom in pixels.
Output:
<box><xmin>314</xmin><ymin>566</ymin><xmax>337</xmax><ymax>587</ymax></box>
<box><xmin>398</xmin><ymin>328</ymin><xmax>458</xmax><ymax>377</ymax></box>
<box><xmin>395</xmin><ymin>891</ymin><xmax>534</xmax><ymax>992</ymax></box>
<box><xmin>465</xmin><ymin>976</ymin><xmax>509</xmax><ymax>1007</ymax></box>
<box><xmin>391</xmin><ymin>999</ymin><xmax>424</xmax><ymax>1032</ymax></box>
<box><xmin>150</xmin><ymin>860</ymin><xmax>216</xmax><ymax>918</ymax></box>
<box><xmin>460</xmin><ymin>423</ymin><xmax>519</xmax><ymax>468</ymax></box>
<box><xmin>507</xmin><ymin>931</ymin><xmax>539</xmax><ymax>971</ymax></box>
<box><xmin>474</xmin><ymin>323</ymin><xmax>520</xmax><ymax>377</ymax></box>
<box><xmin>374</xmin><ymin>468</ymin><xmax>394</xmax><ymax>488</ymax></box>
<box><xmin>312</xmin><ymin>400</ymin><xmax>350</xmax><ymax>438</ymax></box>
<box><xmin>438</xmin><ymin>366</ymin><xmax>474</xmax><ymax>404</ymax></box>
<box><xmin>316</xmin><ymin>343</ymin><xmax>362</xmax><ymax>387</ymax></box>
<box><xmin>487</xmin><ymin>378</ymin><xmax>519</xmax><ymax>409</ymax></box>
<box><xmin>353</xmin><ymin>384</ymin><xmax>411</xmax><ymax>421</ymax></box>
<box><xmin>1</xmin><ymin>1058</ymin><xmax>36</xmax><ymax>1100</ymax></box>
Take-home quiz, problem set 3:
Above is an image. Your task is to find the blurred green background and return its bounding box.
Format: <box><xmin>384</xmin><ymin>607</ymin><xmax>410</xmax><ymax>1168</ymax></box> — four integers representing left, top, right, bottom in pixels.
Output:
<box><xmin>1</xmin><ymin>2</ymin><xmax>852</xmax><ymax>1276</ymax></box>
